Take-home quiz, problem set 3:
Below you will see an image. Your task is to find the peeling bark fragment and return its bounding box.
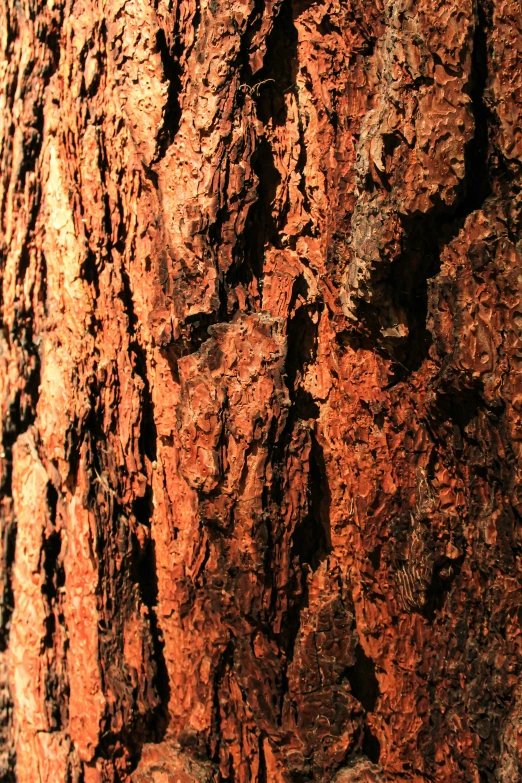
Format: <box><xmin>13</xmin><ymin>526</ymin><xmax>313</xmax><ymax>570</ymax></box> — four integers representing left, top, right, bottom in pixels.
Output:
<box><xmin>132</xmin><ymin>742</ymin><xmax>217</xmax><ymax>783</ymax></box>
<box><xmin>176</xmin><ymin>313</ymin><xmax>288</xmax><ymax>500</ymax></box>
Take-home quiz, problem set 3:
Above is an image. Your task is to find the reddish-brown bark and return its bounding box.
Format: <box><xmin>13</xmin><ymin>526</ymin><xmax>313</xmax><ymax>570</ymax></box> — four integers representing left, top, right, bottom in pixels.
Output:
<box><xmin>1</xmin><ymin>0</ymin><xmax>522</xmax><ymax>781</ymax></box>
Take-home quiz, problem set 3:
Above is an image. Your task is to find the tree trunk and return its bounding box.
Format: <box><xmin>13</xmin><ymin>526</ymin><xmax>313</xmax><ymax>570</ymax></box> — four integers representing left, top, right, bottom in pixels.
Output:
<box><xmin>1</xmin><ymin>0</ymin><xmax>521</xmax><ymax>781</ymax></box>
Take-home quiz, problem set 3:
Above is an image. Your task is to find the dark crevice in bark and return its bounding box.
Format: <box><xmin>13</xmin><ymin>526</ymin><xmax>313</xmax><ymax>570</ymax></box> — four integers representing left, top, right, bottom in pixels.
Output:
<box><xmin>142</xmin><ymin>162</ymin><xmax>160</xmax><ymax>195</ymax></box>
<box><xmin>117</xmin><ymin>265</ymin><xmax>170</xmax><ymax>756</ymax></box>
<box><xmin>96</xmin><ymin>514</ymin><xmax>168</xmax><ymax>778</ymax></box>
<box><xmin>491</xmin><ymin>155</ymin><xmax>522</xmax><ymax>243</ymax></box>
<box><xmin>294</xmin><ymin>109</ymin><xmax>313</xmax><ymax>238</ymax></box>
<box><xmin>457</xmin><ymin>0</ymin><xmax>492</xmax><ymax>218</ymax></box>
<box><xmin>228</xmin><ymin>138</ymin><xmax>280</xmax><ymax>308</ymax></box>
<box><xmin>206</xmin><ymin>160</ymin><xmax>237</xmax><ymax>323</ymax></box>
<box><xmin>172</xmin><ymin>309</ymin><xmax>230</xmax><ymax>359</ymax></box>
<box><xmin>361</xmin><ymin>725</ymin><xmax>381</xmax><ymax>764</ymax></box>
<box><xmin>0</xmin><ymin>758</ymin><xmax>15</xmax><ymax>782</ymax></box>
<box><xmin>0</xmin><ymin>4</ymin><xmax>62</xmax><ymax>325</ymax></box>
<box><xmin>228</xmin><ymin>0</ymin><xmax>297</xmax><ymax>310</ymax></box>
<box><xmin>0</xmin><ymin>510</ymin><xmax>16</xmax><ymax>654</ymax></box>
<box><xmin>387</xmin><ymin>213</ymin><xmax>446</xmax><ymax>377</ymax></box>
<box><xmin>2</xmin><ymin>367</ymin><xmax>39</xmax><ymax>454</ymax></box>
<box><xmin>119</xmin><ymin>262</ymin><xmax>158</xmax><ymax>464</ymax></box>
<box><xmin>192</xmin><ymin>0</ymin><xmax>202</xmax><ymax>48</ymax></box>
<box><xmin>431</xmin><ymin>385</ymin><xmax>484</xmax><ymax>434</ymax></box>
<box><xmin>80</xmin><ymin>138</ymin><xmax>110</xmax><ymax>294</ymax></box>
<box><xmin>257</xmin><ymin>734</ymin><xmax>268</xmax><ymax>783</ymax></box>
<box><xmin>425</xmin><ymin>384</ymin><xmax>508</xmax><ymax>485</ymax></box>
<box><xmin>291</xmin><ymin>433</ymin><xmax>331</xmax><ymax>573</ymax></box>
<box><xmin>350</xmin><ymin>1</ymin><xmax>492</xmax><ymax>381</ymax></box>
<box><xmin>270</xmin><ymin>271</ymin><xmax>329</xmax><ymax>672</ymax></box>
<box><xmin>317</xmin><ymin>14</ymin><xmax>342</xmax><ymax>37</ymax></box>
<box><xmin>80</xmin><ymin>248</ymin><xmax>101</xmax><ymax>297</ymax></box>
<box><xmin>82</xmin><ymin>21</ymin><xmax>106</xmax><ymax>98</ymax></box>
<box><xmin>209</xmin><ymin>207</ymin><xmax>231</xmax><ymax>277</ymax></box>
<box><xmin>83</xmin><ymin>389</ymin><xmax>167</xmax><ymax>770</ymax></box>
<box><xmin>41</xmin><ymin>484</ymin><xmax>60</xmax><ymax>641</ymax></box>
<box><xmin>285</xmin><ymin>276</ymin><xmax>322</xmax><ymax>419</ymax></box>
<box><xmin>259</xmin><ymin>420</ymin><xmax>288</xmax><ymax>653</ymax></box>
<box><xmin>16</xmin><ymin>243</ymin><xmax>32</xmax><ymax>289</ymax></box>
<box><xmin>237</xmin><ymin>0</ymin><xmax>266</xmax><ymax>87</ymax></box>
<box><xmin>275</xmin><ymin>430</ymin><xmax>332</xmax><ymax>723</ymax></box>
<box><xmin>251</xmin><ymin>0</ymin><xmax>297</xmax><ymax>128</ymax></box>
<box><xmin>135</xmin><ymin>350</ymin><xmax>158</xmax><ymax>465</ymax></box>
<box><xmin>422</xmin><ymin>553</ymin><xmax>465</xmax><ymax>622</ymax></box>
<box><xmin>396</xmin><ymin>0</ymin><xmax>491</xmax><ymax>375</ymax></box>
<box><xmin>103</xmin><ymin>522</ymin><xmax>169</xmax><ymax>755</ymax></box>
<box><xmin>135</xmin><ymin>536</ymin><xmax>171</xmax><ymax>743</ymax></box>
<box><xmin>154</xmin><ymin>24</ymin><xmax>183</xmax><ymax>161</ymax></box>
<box><xmin>342</xmin><ymin>645</ymin><xmax>379</xmax><ymax>713</ymax></box>
<box><xmin>209</xmin><ymin>641</ymin><xmax>235</xmax><ymax>765</ymax></box>
<box><xmin>339</xmin><ymin>632</ymin><xmax>382</xmax><ymax>765</ymax></box>
<box><xmin>152</xmin><ymin>0</ymin><xmax>203</xmax><ymax>163</ymax></box>
<box><xmin>0</xmin><ymin>8</ymin><xmax>53</xmax><ymax>631</ymax></box>
<box><xmin>14</xmin><ymin>11</ymin><xmax>62</xmax><ymax>183</ymax></box>
<box><xmin>41</xmin><ymin>485</ymin><xmax>68</xmax><ymax>732</ymax></box>
<box><xmin>0</xmin><ymin>327</ymin><xmax>41</xmax><ymax>654</ymax></box>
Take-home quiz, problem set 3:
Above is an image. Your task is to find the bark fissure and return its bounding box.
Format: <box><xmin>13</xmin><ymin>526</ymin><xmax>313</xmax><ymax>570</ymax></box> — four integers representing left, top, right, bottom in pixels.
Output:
<box><xmin>343</xmin><ymin>0</ymin><xmax>496</xmax><ymax>382</ymax></box>
<box><xmin>154</xmin><ymin>26</ymin><xmax>183</xmax><ymax>160</ymax></box>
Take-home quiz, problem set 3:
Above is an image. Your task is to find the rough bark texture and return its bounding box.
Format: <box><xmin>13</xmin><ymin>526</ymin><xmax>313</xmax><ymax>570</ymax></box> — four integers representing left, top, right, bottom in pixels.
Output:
<box><xmin>1</xmin><ymin>0</ymin><xmax>522</xmax><ymax>781</ymax></box>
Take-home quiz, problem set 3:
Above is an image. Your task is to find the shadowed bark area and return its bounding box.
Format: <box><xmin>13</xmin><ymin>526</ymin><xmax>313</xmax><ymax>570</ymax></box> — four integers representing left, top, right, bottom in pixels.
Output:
<box><xmin>1</xmin><ymin>0</ymin><xmax>522</xmax><ymax>781</ymax></box>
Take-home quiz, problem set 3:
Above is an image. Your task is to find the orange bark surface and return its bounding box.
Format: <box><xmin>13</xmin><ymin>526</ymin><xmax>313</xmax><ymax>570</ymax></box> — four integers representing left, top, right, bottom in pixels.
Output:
<box><xmin>0</xmin><ymin>0</ymin><xmax>522</xmax><ymax>781</ymax></box>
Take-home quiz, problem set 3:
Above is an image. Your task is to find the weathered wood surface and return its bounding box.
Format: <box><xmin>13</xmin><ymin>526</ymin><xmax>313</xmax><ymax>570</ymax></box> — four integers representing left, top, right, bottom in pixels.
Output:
<box><xmin>0</xmin><ymin>0</ymin><xmax>522</xmax><ymax>780</ymax></box>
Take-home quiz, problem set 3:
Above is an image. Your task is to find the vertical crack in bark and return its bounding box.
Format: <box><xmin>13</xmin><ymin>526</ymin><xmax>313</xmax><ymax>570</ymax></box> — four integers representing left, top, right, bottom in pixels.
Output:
<box><xmin>393</xmin><ymin>0</ymin><xmax>493</xmax><ymax>376</ymax></box>
<box><xmin>361</xmin><ymin>724</ymin><xmax>381</xmax><ymax>765</ymax></box>
<box><xmin>257</xmin><ymin>734</ymin><xmax>267</xmax><ymax>783</ymax></box>
<box><xmin>153</xmin><ymin>1</ymin><xmax>201</xmax><ymax>163</ymax></box>
<box><xmin>154</xmin><ymin>25</ymin><xmax>183</xmax><ymax>160</ymax></box>
<box><xmin>227</xmin><ymin>0</ymin><xmax>297</xmax><ymax>307</ymax></box>
<box><xmin>342</xmin><ymin>644</ymin><xmax>381</xmax><ymax>764</ymax></box>
<box><xmin>0</xmin><ymin>0</ymin><xmax>63</xmax><ymax>677</ymax></box>
<box><xmin>238</xmin><ymin>0</ymin><xmax>267</xmax><ymax>88</ymax></box>
<box><xmin>296</xmin><ymin>432</ymin><xmax>331</xmax><ymax>568</ymax></box>
<box><xmin>0</xmin><ymin>347</ymin><xmax>41</xmax><ymax>649</ymax></box>
<box><xmin>282</xmin><ymin>430</ymin><xmax>331</xmax><ymax>661</ymax></box>
<box><xmin>117</xmin><ymin>264</ymin><xmax>170</xmax><ymax>754</ymax></box>
<box><xmin>285</xmin><ymin>276</ymin><xmax>322</xmax><ymax>419</ymax></box>
<box><xmin>40</xmin><ymin>482</ymin><xmax>69</xmax><ymax>732</ymax></box>
<box><xmin>457</xmin><ymin>0</ymin><xmax>492</xmax><ymax>218</ymax></box>
<box><xmin>342</xmin><ymin>644</ymin><xmax>379</xmax><ymax>714</ymax></box>
<box><xmin>209</xmin><ymin>641</ymin><xmax>235</xmax><ymax>766</ymax></box>
<box><xmin>228</xmin><ymin>138</ymin><xmax>281</xmax><ymax>306</ymax></box>
<box><xmin>0</xmin><ymin>0</ymin><xmax>63</xmax><ymax>520</ymax></box>
<box><xmin>134</xmin><ymin>534</ymin><xmax>171</xmax><ymax>744</ymax></box>
<box><xmin>271</xmin><ymin>282</ymin><xmax>332</xmax><ymax>731</ymax></box>
<box><xmin>0</xmin><ymin>504</ymin><xmax>15</xmax><ymax>655</ymax></box>
<box><xmin>249</xmin><ymin>0</ymin><xmax>296</xmax><ymax>125</ymax></box>
<box><xmin>0</xmin><ymin>57</ymin><xmax>65</xmax><ymax>783</ymax></box>
<box><xmin>345</xmin><ymin>0</ymin><xmax>494</xmax><ymax>381</ymax></box>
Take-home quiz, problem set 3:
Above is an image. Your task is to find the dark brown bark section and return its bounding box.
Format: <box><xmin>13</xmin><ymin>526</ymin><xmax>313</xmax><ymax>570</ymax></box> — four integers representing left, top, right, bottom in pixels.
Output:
<box><xmin>0</xmin><ymin>0</ymin><xmax>522</xmax><ymax>782</ymax></box>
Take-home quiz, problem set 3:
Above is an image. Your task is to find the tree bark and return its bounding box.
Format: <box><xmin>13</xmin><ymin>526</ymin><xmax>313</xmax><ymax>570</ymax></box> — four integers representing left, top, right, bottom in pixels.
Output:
<box><xmin>1</xmin><ymin>0</ymin><xmax>522</xmax><ymax>781</ymax></box>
